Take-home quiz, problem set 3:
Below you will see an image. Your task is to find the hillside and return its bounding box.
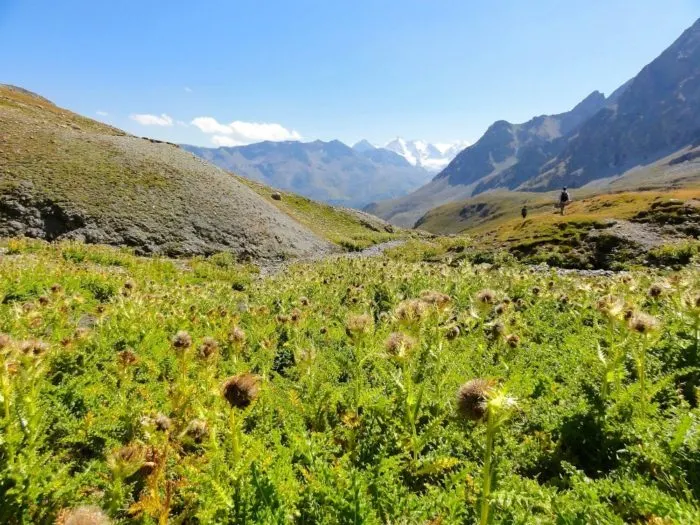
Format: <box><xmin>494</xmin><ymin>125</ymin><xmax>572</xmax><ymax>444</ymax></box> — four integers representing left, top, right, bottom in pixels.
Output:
<box><xmin>372</xmin><ymin>18</ymin><xmax>700</xmax><ymax>227</ymax></box>
<box><xmin>0</xmin><ymin>85</ymin><xmax>398</xmax><ymax>258</ymax></box>
<box><xmin>182</xmin><ymin>140</ymin><xmax>432</xmax><ymax>208</ymax></box>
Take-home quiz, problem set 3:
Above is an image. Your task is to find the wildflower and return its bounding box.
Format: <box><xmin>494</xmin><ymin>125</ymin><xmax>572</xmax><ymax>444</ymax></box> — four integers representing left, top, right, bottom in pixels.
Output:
<box><xmin>456</xmin><ymin>379</ymin><xmax>495</xmax><ymax>421</ymax></box>
<box><xmin>394</xmin><ymin>299</ymin><xmax>428</xmax><ymax>323</ymax></box>
<box><xmin>221</xmin><ymin>373</ymin><xmax>261</xmax><ymax>409</ymax></box>
<box><xmin>596</xmin><ymin>295</ymin><xmax>625</xmax><ymax>320</ymax></box>
<box><xmin>154</xmin><ymin>413</ymin><xmax>172</xmax><ymax>432</ymax></box>
<box><xmin>476</xmin><ymin>289</ymin><xmax>497</xmax><ymax>306</ymax></box>
<box><xmin>198</xmin><ymin>337</ymin><xmax>219</xmax><ymax>359</ymax></box>
<box><xmin>290</xmin><ymin>308</ymin><xmax>302</xmax><ymax>322</ymax></box>
<box><xmin>488</xmin><ymin>321</ymin><xmax>505</xmax><ymax>338</ymax></box>
<box><xmin>494</xmin><ymin>303</ymin><xmax>506</xmax><ymax>316</ymax></box>
<box><xmin>558</xmin><ymin>294</ymin><xmax>569</xmax><ymax>305</ymax></box>
<box><xmin>22</xmin><ymin>302</ymin><xmax>34</xmax><ymax>313</ymax></box>
<box><xmin>276</xmin><ymin>313</ymin><xmax>291</xmax><ymax>324</ymax></box>
<box><xmin>446</xmin><ymin>325</ymin><xmax>461</xmax><ymax>340</ymax></box>
<box><xmin>420</xmin><ymin>290</ymin><xmax>451</xmax><ymax>309</ymax></box>
<box><xmin>172</xmin><ymin>330</ymin><xmax>192</xmax><ymax>351</ymax></box>
<box><xmin>515</xmin><ymin>298</ymin><xmax>526</xmax><ymax>310</ymax></box>
<box><xmin>345</xmin><ymin>313</ymin><xmax>373</xmax><ymax>335</ymax></box>
<box><xmin>532</xmin><ymin>286</ymin><xmax>541</xmax><ymax>296</ymax></box>
<box><xmin>627</xmin><ymin>312</ymin><xmax>660</xmax><ymax>335</ymax></box>
<box><xmin>20</xmin><ymin>339</ymin><xmax>49</xmax><ymax>356</ymax></box>
<box><xmin>385</xmin><ymin>332</ymin><xmax>416</xmax><ymax>359</ymax></box>
<box><xmin>0</xmin><ymin>333</ymin><xmax>11</xmax><ymax>349</ymax></box>
<box><xmin>124</xmin><ymin>280</ymin><xmax>135</xmax><ymax>290</ymax></box>
<box><xmin>117</xmin><ymin>348</ymin><xmax>138</xmax><ymax>367</ymax></box>
<box><xmin>185</xmin><ymin>419</ymin><xmax>209</xmax><ymax>443</ymax></box>
<box><xmin>505</xmin><ymin>334</ymin><xmax>520</xmax><ymax>348</ymax></box>
<box><xmin>230</xmin><ymin>327</ymin><xmax>246</xmax><ymax>345</ymax></box>
<box><xmin>299</xmin><ymin>296</ymin><xmax>310</xmax><ymax>306</ymax></box>
<box><xmin>56</xmin><ymin>505</ymin><xmax>111</xmax><ymax>525</ymax></box>
<box><xmin>50</xmin><ymin>283</ymin><xmax>63</xmax><ymax>294</ymax></box>
<box><xmin>38</xmin><ymin>295</ymin><xmax>49</xmax><ymax>306</ymax></box>
<box><xmin>319</xmin><ymin>326</ymin><xmax>328</xmax><ymax>335</ymax></box>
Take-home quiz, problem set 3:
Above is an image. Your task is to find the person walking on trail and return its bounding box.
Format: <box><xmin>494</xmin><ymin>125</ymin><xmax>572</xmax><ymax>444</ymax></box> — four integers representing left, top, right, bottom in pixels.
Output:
<box><xmin>558</xmin><ymin>187</ymin><xmax>570</xmax><ymax>215</ymax></box>
<box><xmin>521</xmin><ymin>205</ymin><xmax>528</xmax><ymax>220</ymax></box>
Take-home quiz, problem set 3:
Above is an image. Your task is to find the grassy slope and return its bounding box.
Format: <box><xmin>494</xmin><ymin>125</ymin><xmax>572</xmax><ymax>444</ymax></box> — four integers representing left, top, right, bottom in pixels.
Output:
<box><xmin>239</xmin><ymin>177</ymin><xmax>405</xmax><ymax>249</ymax></box>
<box><xmin>1</xmin><ymin>239</ymin><xmax>699</xmax><ymax>523</ymax></box>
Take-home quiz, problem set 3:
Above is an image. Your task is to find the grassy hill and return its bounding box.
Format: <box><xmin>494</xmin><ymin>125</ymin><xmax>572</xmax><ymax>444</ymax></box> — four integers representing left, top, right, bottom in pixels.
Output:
<box><xmin>1</xmin><ymin>238</ymin><xmax>699</xmax><ymax>523</ymax></box>
<box><xmin>0</xmin><ymin>85</ymin><xmax>400</xmax><ymax>258</ymax></box>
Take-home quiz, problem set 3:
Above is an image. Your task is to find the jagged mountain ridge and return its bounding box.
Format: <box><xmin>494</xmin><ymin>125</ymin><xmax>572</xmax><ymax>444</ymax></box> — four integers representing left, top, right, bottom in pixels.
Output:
<box><xmin>370</xmin><ymin>18</ymin><xmax>700</xmax><ymax>226</ymax></box>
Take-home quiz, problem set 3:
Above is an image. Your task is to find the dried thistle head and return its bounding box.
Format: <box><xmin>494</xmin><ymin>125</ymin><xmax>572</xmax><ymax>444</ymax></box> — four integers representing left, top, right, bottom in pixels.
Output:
<box><xmin>185</xmin><ymin>419</ymin><xmax>209</xmax><ymax>443</ymax></box>
<box><xmin>394</xmin><ymin>299</ymin><xmax>428</xmax><ymax>324</ymax></box>
<box><xmin>38</xmin><ymin>295</ymin><xmax>50</xmax><ymax>306</ymax></box>
<box><xmin>532</xmin><ymin>286</ymin><xmax>541</xmax><ymax>296</ymax></box>
<box><xmin>494</xmin><ymin>303</ymin><xmax>506</xmax><ymax>316</ymax></box>
<box><xmin>290</xmin><ymin>308</ymin><xmax>302</xmax><ymax>323</ymax></box>
<box><xmin>445</xmin><ymin>325</ymin><xmax>461</xmax><ymax>340</ymax></box>
<box><xmin>627</xmin><ymin>312</ymin><xmax>660</xmax><ymax>335</ymax></box>
<box><xmin>345</xmin><ymin>313</ymin><xmax>373</xmax><ymax>335</ymax></box>
<box><xmin>476</xmin><ymin>289</ymin><xmax>497</xmax><ymax>306</ymax></box>
<box><xmin>56</xmin><ymin>505</ymin><xmax>111</xmax><ymax>525</ymax></box>
<box><xmin>123</xmin><ymin>280</ymin><xmax>135</xmax><ymax>290</ymax></box>
<box><xmin>154</xmin><ymin>413</ymin><xmax>172</xmax><ymax>432</ymax></box>
<box><xmin>198</xmin><ymin>337</ymin><xmax>219</xmax><ymax>359</ymax></box>
<box><xmin>420</xmin><ymin>290</ymin><xmax>451</xmax><ymax>310</ymax></box>
<box><xmin>50</xmin><ymin>283</ymin><xmax>63</xmax><ymax>294</ymax></box>
<box><xmin>596</xmin><ymin>295</ymin><xmax>625</xmax><ymax>320</ymax></box>
<box><xmin>648</xmin><ymin>283</ymin><xmax>665</xmax><ymax>298</ymax></box>
<box><xmin>172</xmin><ymin>331</ymin><xmax>192</xmax><ymax>351</ymax></box>
<box><xmin>117</xmin><ymin>349</ymin><xmax>138</xmax><ymax>367</ymax></box>
<box><xmin>456</xmin><ymin>379</ymin><xmax>495</xmax><ymax>421</ymax></box>
<box><xmin>20</xmin><ymin>339</ymin><xmax>49</xmax><ymax>357</ymax></box>
<box><xmin>505</xmin><ymin>334</ymin><xmax>520</xmax><ymax>348</ymax></box>
<box><xmin>299</xmin><ymin>296</ymin><xmax>310</xmax><ymax>307</ymax></box>
<box><xmin>276</xmin><ymin>313</ymin><xmax>291</xmax><ymax>324</ymax></box>
<box><xmin>230</xmin><ymin>327</ymin><xmax>246</xmax><ymax>345</ymax></box>
<box><xmin>221</xmin><ymin>373</ymin><xmax>261</xmax><ymax>409</ymax></box>
<box><xmin>384</xmin><ymin>332</ymin><xmax>416</xmax><ymax>359</ymax></box>
<box><xmin>0</xmin><ymin>333</ymin><xmax>11</xmax><ymax>350</ymax></box>
<box><xmin>488</xmin><ymin>321</ymin><xmax>505</xmax><ymax>338</ymax></box>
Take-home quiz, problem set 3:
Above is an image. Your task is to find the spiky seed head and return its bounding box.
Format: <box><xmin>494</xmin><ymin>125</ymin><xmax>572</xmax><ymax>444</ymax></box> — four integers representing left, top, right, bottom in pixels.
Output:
<box><xmin>506</xmin><ymin>334</ymin><xmax>520</xmax><ymax>348</ymax></box>
<box><xmin>230</xmin><ymin>327</ymin><xmax>246</xmax><ymax>345</ymax></box>
<box><xmin>186</xmin><ymin>419</ymin><xmax>209</xmax><ymax>443</ymax></box>
<box><xmin>290</xmin><ymin>308</ymin><xmax>302</xmax><ymax>322</ymax></box>
<box><xmin>319</xmin><ymin>326</ymin><xmax>328</xmax><ymax>335</ymax></box>
<box><xmin>628</xmin><ymin>312</ymin><xmax>660</xmax><ymax>335</ymax></box>
<box><xmin>494</xmin><ymin>303</ymin><xmax>506</xmax><ymax>315</ymax></box>
<box><xmin>596</xmin><ymin>295</ymin><xmax>625</xmax><ymax>320</ymax></box>
<box><xmin>38</xmin><ymin>295</ymin><xmax>50</xmax><ymax>306</ymax></box>
<box><xmin>385</xmin><ymin>332</ymin><xmax>416</xmax><ymax>358</ymax></box>
<box><xmin>456</xmin><ymin>379</ymin><xmax>495</xmax><ymax>421</ymax></box>
<box><xmin>123</xmin><ymin>280</ymin><xmax>135</xmax><ymax>290</ymax></box>
<box><xmin>558</xmin><ymin>294</ymin><xmax>569</xmax><ymax>305</ymax></box>
<box><xmin>648</xmin><ymin>283</ymin><xmax>665</xmax><ymax>298</ymax></box>
<box><xmin>515</xmin><ymin>298</ymin><xmax>526</xmax><ymax>310</ymax></box>
<box><xmin>394</xmin><ymin>299</ymin><xmax>429</xmax><ymax>323</ymax></box>
<box><xmin>117</xmin><ymin>349</ymin><xmax>138</xmax><ymax>367</ymax></box>
<box><xmin>221</xmin><ymin>373</ymin><xmax>261</xmax><ymax>409</ymax></box>
<box><xmin>446</xmin><ymin>325</ymin><xmax>460</xmax><ymax>340</ymax></box>
<box><xmin>476</xmin><ymin>289</ymin><xmax>497</xmax><ymax>305</ymax></box>
<box><xmin>50</xmin><ymin>283</ymin><xmax>63</xmax><ymax>294</ymax></box>
<box><xmin>420</xmin><ymin>290</ymin><xmax>451</xmax><ymax>309</ymax></box>
<box><xmin>490</xmin><ymin>321</ymin><xmax>505</xmax><ymax>337</ymax></box>
<box><xmin>56</xmin><ymin>505</ymin><xmax>111</xmax><ymax>525</ymax></box>
<box><xmin>532</xmin><ymin>286</ymin><xmax>541</xmax><ymax>296</ymax></box>
<box><xmin>198</xmin><ymin>337</ymin><xmax>219</xmax><ymax>359</ymax></box>
<box><xmin>154</xmin><ymin>413</ymin><xmax>171</xmax><ymax>432</ymax></box>
<box><xmin>345</xmin><ymin>313</ymin><xmax>373</xmax><ymax>335</ymax></box>
<box><xmin>276</xmin><ymin>314</ymin><xmax>290</xmax><ymax>324</ymax></box>
<box><xmin>299</xmin><ymin>296</ymin><xmax>310</xmax><ymax>306</ymax></box>
<box><xmin>22</xmin><ymin>302</ymin><xmax>34</xmax><ymax>313</ymax></box>
<box><xmin>0</xmin><ymin>333</ymin><xmax>11</xmax><ymax>349</ymax></box>
<box><xmin>172</xmin><ymin>331</ymin><xmax>192</xmax><ymax>351</ymax></box>
<box><xmin>20</xmin><ymin>339</ymin><xmax>49</xmax><ymax>356</ymax></box>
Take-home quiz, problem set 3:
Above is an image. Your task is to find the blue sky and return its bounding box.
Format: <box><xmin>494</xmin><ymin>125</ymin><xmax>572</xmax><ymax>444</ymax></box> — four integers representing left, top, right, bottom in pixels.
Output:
<box><xmin>1</xmin><ymin>1</ymin><xmax>698</xmax><ymax>147</ymax></box>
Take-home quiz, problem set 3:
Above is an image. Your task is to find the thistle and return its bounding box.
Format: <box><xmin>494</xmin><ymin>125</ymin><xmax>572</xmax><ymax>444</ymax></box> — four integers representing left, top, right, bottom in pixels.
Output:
<box><xmin>384</xmin><ymin>332</ymin><xmax>416</xmax><ymax>360</ymax></box>
<box><xmin>198</xmin><ymin>337</ymin><xmax>219</xmax><ymax>359</ymax></box>
<box><xmin>154</xmin><ymin>413</ymin><xmax>172</xmax><ymax>432</ymax></box>
<box><xmin>345</xmin><ymin>313</ymin><xmax>373</xmax><ymax>336</ymax></box>
<box><xmin>172</xmin><ymin>330</ymin><xmax>192</xmax><ymax>351</ymax></box>
<box><xmin>221</xmin><ymin>373</ymin><xmax>261</xmax><ymax>409</ymax></box>
<box><xmin>185</xmin><ymin>419</ymin><xmax>209</xmax><ymax>443</ymax></box>
<box><xmin>420</xmin><ymin>290</ymin><xmax>451</xmax><ymax>310</ymax></box>
<box><xmin>456</xmin><ymin>379</ymin><xmax>517</xmax><ymax>525</ymax></box>
<box><xmin>626</xmin><ymin>311</ymin><xmax>660</xmax><ymax>412</ymax></box>
<box><xmin>505</xmin><ymin>334</ymin><xmax>520</xmax><ymax>348</ymax></box>
<box><xmin>56</xmin><ymin>505</ymin><xmax>111</xmax><ymax>525</ymax></box>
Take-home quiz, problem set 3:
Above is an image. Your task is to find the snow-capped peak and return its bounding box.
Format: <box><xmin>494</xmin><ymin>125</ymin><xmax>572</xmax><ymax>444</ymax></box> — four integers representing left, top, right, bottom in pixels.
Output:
<box><xmin>384</xmin><ymin>138</ymin><xmax>469</xmax><ymax>172</ymax></box>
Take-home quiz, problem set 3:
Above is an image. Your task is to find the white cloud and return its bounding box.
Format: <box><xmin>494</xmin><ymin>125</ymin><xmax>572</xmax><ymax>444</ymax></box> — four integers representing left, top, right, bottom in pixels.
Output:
<box><xmin>191</xmin><ymin>116</ymin><xmax>301</xmax><ymax>146</ymax></box>
<box><xmin>176</xmin><ymin>120</ymin><xmax>188</xmax><ymax>127</ymax></box>
<box><xmin>184</xmin><ymin>86</ymin><xmax>193</xmax><ymax>93</ymax></box>
<box><xmin>129</xmin><ymin>113</ymin><xmax>174</xmax><ymax>126</ymax></box>
<box><xmin>96</xmin><ymin>110</ymin><xmax>109</xmax><ymax>117</ymax></box>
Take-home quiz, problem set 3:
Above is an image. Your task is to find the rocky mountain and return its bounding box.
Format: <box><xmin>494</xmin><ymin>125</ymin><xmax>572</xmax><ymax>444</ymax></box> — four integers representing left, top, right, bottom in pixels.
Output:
<box><xmin>0</xmin><ymin>84</ymin><xmax>332</xmax><ymax>259</ymax></box>
<box><xmin>371</xmin><ymin>18</ymin><xmax>700</xmax><ymax>226</ymax></box>
<box><xmin>182</xmin><ymin>140</ymin><xmax>432</xmax><ymax>208</ymax></box>
<box><xmin>384</xmin><ymin>138</ymin><xmax>469</xmax><ymax>172</ymax></box>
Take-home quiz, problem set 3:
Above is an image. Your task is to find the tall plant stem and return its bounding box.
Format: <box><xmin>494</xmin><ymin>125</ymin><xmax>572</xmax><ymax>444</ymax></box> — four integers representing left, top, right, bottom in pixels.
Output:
<box><xmin>480</xmin><ymin>414</ymin><xmax>496</xmax><ymax>525</ymax></box>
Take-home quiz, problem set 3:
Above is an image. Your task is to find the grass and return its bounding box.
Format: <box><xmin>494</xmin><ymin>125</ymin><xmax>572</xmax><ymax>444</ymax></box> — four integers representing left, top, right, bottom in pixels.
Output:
<box><xmin>239</xmin><ymin>178</ymin><xmax>406</xmax><ymax>249</ymax></box>
<box><xmin>1</xmin><ymin>238</ymin><xmax>699</xmax><ymax>523</ymax></box>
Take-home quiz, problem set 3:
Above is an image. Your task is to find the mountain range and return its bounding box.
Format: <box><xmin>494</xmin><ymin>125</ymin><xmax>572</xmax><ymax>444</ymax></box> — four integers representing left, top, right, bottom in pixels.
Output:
<box><xmin>182</xmin><ymin>139</ymin><xmax>465</xmax><ymax>209</ymax></box>
<box><xmin>369</xmin><ymin>18</ymin><xmax>700</xmax><ymax>226</ymax></box>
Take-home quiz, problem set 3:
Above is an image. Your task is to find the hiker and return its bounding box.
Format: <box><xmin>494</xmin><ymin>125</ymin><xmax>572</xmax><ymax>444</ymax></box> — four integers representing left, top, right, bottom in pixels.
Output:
<box><xmin>558</xmin><ymin>186</ymin><xmax>570</xmax><ymax>215</ymax></box>
<box><xmin>521</xmin><ymin>205</ymin><xmax>527</xmax><ymax>219</ymax></box>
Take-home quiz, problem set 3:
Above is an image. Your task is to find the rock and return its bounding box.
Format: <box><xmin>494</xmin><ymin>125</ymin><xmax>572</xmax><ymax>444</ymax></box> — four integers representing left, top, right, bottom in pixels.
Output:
<box><xmin>271</xmin><ymin>192</ymin><xmax>282</xmax><ymax>201</ymax></box>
